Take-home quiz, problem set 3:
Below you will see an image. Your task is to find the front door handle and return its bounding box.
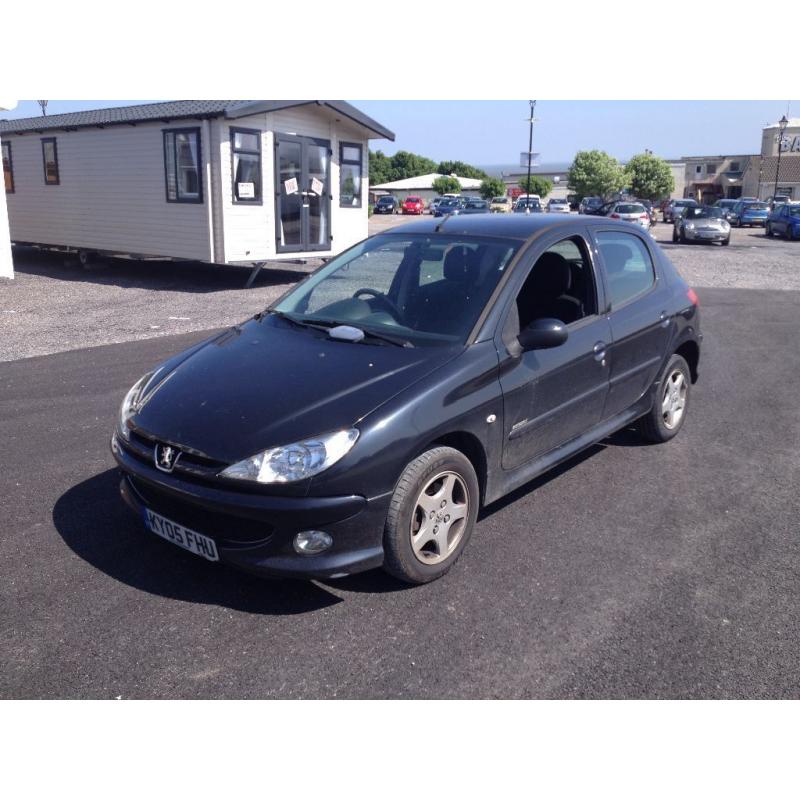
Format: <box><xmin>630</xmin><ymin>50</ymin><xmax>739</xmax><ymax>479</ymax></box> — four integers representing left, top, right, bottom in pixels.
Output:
<box><xmin>659</xmin><ymin>310</ymin><xmax>670</xmax><ymax>328</ymax></box>
<box><xmin>593</xmin><ymin>341</ymin><xmax>607</xmax><ymax>362</ymax></box>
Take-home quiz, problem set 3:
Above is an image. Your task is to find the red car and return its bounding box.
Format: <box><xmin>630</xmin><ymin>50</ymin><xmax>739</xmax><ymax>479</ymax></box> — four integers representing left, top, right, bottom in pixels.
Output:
<box><xmin>402</xmin><ymin>196</ymin><xmax>425</xmax><ymax>215</ymax></box>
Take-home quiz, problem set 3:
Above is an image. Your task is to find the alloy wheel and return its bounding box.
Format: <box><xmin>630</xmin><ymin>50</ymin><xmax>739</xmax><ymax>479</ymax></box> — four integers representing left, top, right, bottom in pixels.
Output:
<box><xmin>662</xmin><ymin>369</ymin><xmax>688</xmax><ymax>430</ymax></box>
<box><xmin>410</xmin><ymin>471</ymin><xmax>469</xmax><ymax>565</ymax></box>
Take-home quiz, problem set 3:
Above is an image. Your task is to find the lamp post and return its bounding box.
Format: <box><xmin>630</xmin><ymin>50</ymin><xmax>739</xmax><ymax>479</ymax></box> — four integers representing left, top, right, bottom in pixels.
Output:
<box><xmin>525</xmin><ymin>100</ymin><xmax>536</xmax><ymax>214</ymax></box>
<box><xmin>773</xmin><ymin>114</ymin><xmax>789</xmax><ymax>203</ymax></box>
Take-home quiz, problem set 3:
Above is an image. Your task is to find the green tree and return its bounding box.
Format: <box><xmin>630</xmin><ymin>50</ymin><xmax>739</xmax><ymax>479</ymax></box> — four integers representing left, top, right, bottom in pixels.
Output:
<box><xmin>567</xmin><ymin>150</ymin><xmax>626</xmax><ymax>200</ymax></box>
<box><xmin>432</xmin><ymin>175</ymin><xmax>461</xmax><ymax>196</ymax></box>
<box><xmin>369</xmin><ymin>150</ymin><xmax>393</xmax><ymax>186</ymax></box>
<box><xmin>388</xmin><ymin>150</ymin><xmax>437</xmax><ymax>181</ymax></box>
<box><xmin>437</xmin><ymin>160</ymin><xmax>489</xmax><ymax>180</ymax></box>
<box><xmin>518</xmin><ymin>175</ymin><xmax>553</xmax><ymax>197</ymax></box>
<box><xmin>624</xmin><ymin>152</ymin><xmax>675</xmax><ymax>201</ymax></box>
<box><xmin>479</xmin><ymin>176</ymin><xmax>508</xmax><ymax>200</ymax></box>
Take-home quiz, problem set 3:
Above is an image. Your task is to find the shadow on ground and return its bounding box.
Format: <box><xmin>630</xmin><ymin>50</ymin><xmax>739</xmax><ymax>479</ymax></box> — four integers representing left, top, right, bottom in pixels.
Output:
<box><xmin>53</xmin><ymin>468</ymin><xmax>342</xmax><ymax>615</ymax></box>
<box><xmin>12</xmin><ymin>246</ymin><xmax>313</xmax><ymax>293</ymax></box>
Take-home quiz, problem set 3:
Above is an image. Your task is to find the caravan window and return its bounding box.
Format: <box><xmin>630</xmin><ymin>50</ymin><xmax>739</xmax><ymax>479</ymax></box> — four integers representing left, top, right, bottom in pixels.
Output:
<box><xmin>41</xmin><ymin>138</ymin><xmax>59</xmax><ymax>185</ymax></box>
<box><xmin>2</xmin><ymin>141</ymin><xmax>12</xmax><ymax>193</ymax></box>
<box><xmin>339</xmin><ymin>142</ymin><xmax>362</xmax><ymax>208</ymax></box>
<box><xmin>163</xmin><ymin>128</ymin><xmax>202</xmax><ymax>203</ymax></box>
<box><xmin>231</xmin><ymin>128</ymin><xmax>262</xmax><ymax>203</ymax></box>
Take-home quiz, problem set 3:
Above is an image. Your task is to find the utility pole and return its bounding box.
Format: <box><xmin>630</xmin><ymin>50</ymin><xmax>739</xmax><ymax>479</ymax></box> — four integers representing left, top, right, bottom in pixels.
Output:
<box><xmin>773</xmin><ymin>114</ymin><xmax>789</xmax><ymax>204</ymax></box>
<box><xmin>525</xmin><ymin>100</ymin><xmax>536</xmax><ymax>214</ymax></box>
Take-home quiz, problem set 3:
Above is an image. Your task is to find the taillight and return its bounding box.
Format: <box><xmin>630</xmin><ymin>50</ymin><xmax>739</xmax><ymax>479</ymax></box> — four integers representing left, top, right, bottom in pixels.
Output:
<box><xmin>640</xmin><ymin>213</ymin><xmax>648</xmax><ymax>219</ymax></box>
<box><xmin>610</xmin><ymin>213</ymin><xmax>620</xmax><ymax>219</ymax></box>
<box><xmin>687</xmin><ymin>288</ymin><xmax>699</xmax><ymax>307</ymax></box>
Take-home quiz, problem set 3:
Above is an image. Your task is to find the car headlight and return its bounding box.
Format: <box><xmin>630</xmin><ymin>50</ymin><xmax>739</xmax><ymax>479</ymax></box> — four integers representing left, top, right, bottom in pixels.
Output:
<box><xmin>118</xmin><ymin>373</ymin><xmax>153</xmax><ymax>441</ymax></box>
<box><xmin>685</xmin><ymin>222</ymin><xmax>695</xmax><ymax>230</ymax></box>
<box><xmin>219</xmin><ymin>429</ymin><xmax>359</xmax><ymax>484</ymax></box>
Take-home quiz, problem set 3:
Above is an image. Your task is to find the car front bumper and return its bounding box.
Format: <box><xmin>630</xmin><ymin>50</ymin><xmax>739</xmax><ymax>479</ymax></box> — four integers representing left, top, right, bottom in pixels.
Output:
<box><xmin>111</xmin><ymin>434</ymin><xmax>388</xmax><ymax>579</ymax></box>
<box><xmin>684</xmin><ymin>228</ymin><xmax>729</xmax><ymax>241</ymax></box>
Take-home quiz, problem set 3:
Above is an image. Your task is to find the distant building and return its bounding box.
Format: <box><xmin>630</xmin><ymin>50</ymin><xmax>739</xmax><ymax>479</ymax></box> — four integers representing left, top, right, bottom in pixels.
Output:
<box><xmin>370</xmin><ymin>173</ymin><xmax>482</xmax><ymax>202</ymax></box>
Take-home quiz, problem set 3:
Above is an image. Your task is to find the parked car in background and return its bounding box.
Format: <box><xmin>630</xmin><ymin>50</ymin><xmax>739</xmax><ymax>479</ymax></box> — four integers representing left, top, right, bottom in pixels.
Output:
<box><xmin>607</xmin><ymin>202</ymin><xmax>650</xmax><ymax>230</ymax></box>
<box><xmin>637</xmin><ymin>199</ymin><xmax>658</xmax><ymax>226</ymax></box>
<box><xmin>513</xmin><ymin>197</ymin><xmax>542</xmax><ymax>213</ymax></box>
<box><xmin>433</xmin><ymin>197</ymin><xmax>465</xmax><ymax>217</ymax></box>
<box><xmin>663</xmin><ymin>199</ymin><xmax>700</xmax><ymax>223</ymax></box>
<box><xmin>673</xmin><ymin>206</ymin><xmax>730</xmax><ymax>246</ymax></box>
<box><xmin>768</xmin><ymin>194</ymin><xmax>791</xmax><ymax>210</ymax></box>
<box><xmin>402</xmin><ymin>196</ymin><xmax>425</xmax><ymax>215</ymax></box>
<box><xmin>428</xmin><ymin>197</ymin><xmax>445</xmax><ymax>215</ymax></box>
<box><xmin>547</xmin><ymin>198</ymin><xmax>571</xmax><ymax>213</ymax></box>
<box><xmin>731</xmin><ymin>200</ymin><xmax>769</xmax><ymax>228</ymax></box>
<box><xmin>373</xmin><ymin>196</ymin><xmax>398</xmax><ymax>215</ymax></box>
<box><xmin>490</xmin><ymin>196</ymin><xmax>512</xmax><ymax>213</ymax></box>
<box><xmin>766</xmin><ymin>203</ymin><xmax>800</xmax><ymax>239</ymax></box>
<box><xmin>112</xmin><ymin>213</ymin><xmax>702</xmax><ymax>585</ymax></box>
<box><xmin>567</xmin><ymin>194</ymin><xmax>579</xmax><ymax>211</ymax></box>
<box><xmin>712</xmin><ymin>198</ymin><xmax>739</xmax><ymax>223</ymax></box>
<box><xmin>460</xmin><ymin>198</ymin><xmax>490</xmax><ymax>215</ymax></box>
<box><xmin>579</xmin><ymin>196</ymin><xmax>604</xmax><ymax>215</ymax></box>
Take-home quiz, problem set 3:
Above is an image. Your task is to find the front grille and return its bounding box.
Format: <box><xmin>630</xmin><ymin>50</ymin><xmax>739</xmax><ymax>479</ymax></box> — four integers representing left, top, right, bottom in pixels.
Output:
<box><xmin>130</xmin><ymin>477</ymin><xmax>274</xmax><ymax>546</ymax></box>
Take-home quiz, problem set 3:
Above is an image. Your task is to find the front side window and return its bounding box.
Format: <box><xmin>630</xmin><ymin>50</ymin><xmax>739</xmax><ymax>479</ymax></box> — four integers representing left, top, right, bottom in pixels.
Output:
<box><xmin>512</xmin><ymin>237</ymin><xmax>597</xmax><ymax>334</ymax></box>
<box><xmin>231</xmin><ymin>128</ymin><xmax>262</xmax><ymax>203</ymax></box>
<box><xmin>596</xmin><ymin>230</ymin><xmax>655</xmax><ymax>309</ymax></box>
<box><xmin>274</xmin><ymin>234</ymin><xmax>519</xmax><ymax>346</ymax></box>
<box><xmin>339</xmin><ymin>142</ymin><xmax>362</xmax><ymax>207</ymax></box>
<box><xmin>163</xmin><ymin>128</ymin><xmax>202</xmax><ymax>203</ymax></box>
<box><xmin>41</xmin><ymin>138</ymin><xmax>59</xmax><ymax>185</ymax></box>
<box><xmin>2</xmin><ymin>141</ymin><xmax>13</xmax><ymax>193</ymax></box>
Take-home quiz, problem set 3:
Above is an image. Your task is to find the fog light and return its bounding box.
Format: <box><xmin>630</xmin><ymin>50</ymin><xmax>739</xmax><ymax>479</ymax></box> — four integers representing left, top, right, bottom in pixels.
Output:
<box><xmin>293</xmin><ymin>531</ymin><xmax>333</xmax><ymax>555</ymax></box>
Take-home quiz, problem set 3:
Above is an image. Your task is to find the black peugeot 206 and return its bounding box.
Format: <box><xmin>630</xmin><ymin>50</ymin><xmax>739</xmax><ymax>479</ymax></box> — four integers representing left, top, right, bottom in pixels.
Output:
<box><xmin>112</xmin><ymin>214</ymin><xmax>701</xmax><ymax>585</ymax></box>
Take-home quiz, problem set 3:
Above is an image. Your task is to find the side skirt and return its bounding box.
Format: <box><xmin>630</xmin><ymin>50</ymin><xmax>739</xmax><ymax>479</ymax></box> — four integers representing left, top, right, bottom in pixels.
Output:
<box><xmin>485</xmin><ymin>393</ymin><xmax>653</xmax><ymax>506</ymax></box>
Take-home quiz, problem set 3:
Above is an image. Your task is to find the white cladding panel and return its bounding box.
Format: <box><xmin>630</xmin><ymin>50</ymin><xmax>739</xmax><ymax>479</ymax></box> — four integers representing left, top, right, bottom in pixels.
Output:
<box><xmin>4</xmin><ymin>122</ymin><xmax>211</xmax><ymax>260</ymax></box>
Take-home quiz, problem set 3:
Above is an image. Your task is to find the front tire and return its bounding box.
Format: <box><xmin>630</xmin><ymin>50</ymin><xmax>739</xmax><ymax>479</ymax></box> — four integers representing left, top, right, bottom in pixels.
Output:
<box><xmin>383</xmin><ymin>447</ymin><xmax>479</xmax><ymax>584</ymax></box>
<box><xmin>636</xmin><ymin>354</ymin><xmax>691</xmax><ymax>443</ymax></box>
<box><xmin>766</xmin><ymin>223</ymin><xmax>773</xmax><ymax>237</ymax></box>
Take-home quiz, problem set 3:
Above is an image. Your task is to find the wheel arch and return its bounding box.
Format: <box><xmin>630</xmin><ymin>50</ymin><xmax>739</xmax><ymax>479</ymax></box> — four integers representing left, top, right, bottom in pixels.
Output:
<box><xmin>419</xmin><ymin>431</ymin><xmax>488</xmax><ymax>507</ymax></box>
<box><xmin>675</xmin><ymin>339</ymin><xmax>700</xmax><ymax>383</ymax></box>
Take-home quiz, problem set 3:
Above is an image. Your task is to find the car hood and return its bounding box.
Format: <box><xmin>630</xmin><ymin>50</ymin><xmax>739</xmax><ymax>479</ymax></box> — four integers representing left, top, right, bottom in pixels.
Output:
<box><xmin>132</xmin><ymin>316</ymin><xmax>462</xmax><ymax>463</ymax></box>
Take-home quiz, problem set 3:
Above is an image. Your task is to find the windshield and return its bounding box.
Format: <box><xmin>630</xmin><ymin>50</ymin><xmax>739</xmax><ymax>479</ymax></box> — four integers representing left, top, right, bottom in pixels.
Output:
<box><xmin>675</xmin><ymin>200</ymin><xmax>698</xmax><ymax>208</ymax></box>
<box><xmin>492</xmin><ymin>197</ymin><xmax>508</xmax><ymax>203</ymax></box>
<box><xmin>274</xmin><ymin>234</ymin><xmax>520</xmax><ymax>347</ymax></box>
<box><xmin>377</xmin><ymin>197</ymin><xmax>394</xmax><ymax>204</ymax></box>
<box><xmin>467</xmin><ymin>200</ymin><xmax>488</xmax><ymax>208</ymax></box>
<box><xmin>585</xmin><ymin>198</ymin><xmax>602</xmax><ymax>206</ymax></box>
<box><xmin>439</xmin><ymin>198</ymin><xmax>459</xmax><ymax>207</ymax></box>
<box><xmin>685</xmin><ymin>207</ymin><xmax>724</xmax><ymax>220</ymax></box>
<box><xmin>406</xmin><ymin>197</ymin><xmax>421</xmax><ymax>203</ymax></box>
<box><xmin>744</xmin><ymin>202</ymin><xmax>768</xmax><ymax>211</ymax></box>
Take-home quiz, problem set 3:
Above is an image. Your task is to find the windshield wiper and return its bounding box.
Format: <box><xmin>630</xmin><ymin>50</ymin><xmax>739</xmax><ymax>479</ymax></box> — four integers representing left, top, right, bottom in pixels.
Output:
<box><xmin>273</xmin><ymin>311</ymin><xmax>414</xmax><ymax>348</ymax></box>
<box><xmin>358</xmin><ymin>326</ymin><xmax>415</xmax><ymax>348</ymax></box>
<box><xmin>269</xmin><ymin>310</ymin><xmax>333</xmax><ymax>334</ymax></box>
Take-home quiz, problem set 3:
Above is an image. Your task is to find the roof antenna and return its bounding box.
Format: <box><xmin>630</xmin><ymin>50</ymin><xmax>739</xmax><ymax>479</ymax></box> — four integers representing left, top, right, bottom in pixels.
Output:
<box><xmin>37</xmin><ymin>100</ymin><xmax>48</xmax><ymax>117</ymax></box>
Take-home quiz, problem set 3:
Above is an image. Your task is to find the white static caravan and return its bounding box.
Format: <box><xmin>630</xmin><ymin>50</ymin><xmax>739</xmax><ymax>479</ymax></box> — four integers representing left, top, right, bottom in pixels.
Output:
<box><xmin>0</xmin><ymin>101</ymin><xmax>394</xmax><ymax>278</ymax></box>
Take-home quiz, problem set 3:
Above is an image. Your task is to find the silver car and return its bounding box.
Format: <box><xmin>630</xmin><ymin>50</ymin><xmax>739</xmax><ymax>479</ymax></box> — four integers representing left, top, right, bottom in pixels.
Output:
<box><xmin>547</xmin><ymin>198</ymin><xmax>571</xmax><ymax>213</ymax></box>
<box><xmin>664</xmin><ymin>198</ymin><xmax>699</xmax><ymax>223</ymax></box>
<box><xmin>607</xmin><ymin>202</ymin><xmax>650</xmax><ymax>230</ymax></box>
<box><xmin>673</xmin><ymin>206</ymin><xmax>730</xmax><ymax>246</ymax></box>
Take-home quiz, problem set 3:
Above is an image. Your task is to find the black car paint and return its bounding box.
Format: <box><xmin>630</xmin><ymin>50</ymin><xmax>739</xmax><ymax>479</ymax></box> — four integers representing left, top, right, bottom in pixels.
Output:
<box><xmin>112</xmin><ymin>215</ymin><xmax>701</xmax><ymax>579</ymax></box>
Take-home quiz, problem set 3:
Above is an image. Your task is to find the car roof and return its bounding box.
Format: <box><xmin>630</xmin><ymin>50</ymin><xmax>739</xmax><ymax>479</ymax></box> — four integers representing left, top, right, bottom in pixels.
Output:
<box><xmin>377</xmin><ymin>212</ymin><xmax>643</xmax><ymax>242</ymax></box>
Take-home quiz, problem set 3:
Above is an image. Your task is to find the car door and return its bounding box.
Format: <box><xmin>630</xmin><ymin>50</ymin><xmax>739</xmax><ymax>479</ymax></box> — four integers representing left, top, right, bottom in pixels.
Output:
<box><xmin>590</xmin><ymin>228</ymin><xmax>674</xmax><ymax>420</ymax></box>
<box><xmin>496</xmin><ymin>231</ymin><xmax>612</xmax><ymax>470</ymax></box>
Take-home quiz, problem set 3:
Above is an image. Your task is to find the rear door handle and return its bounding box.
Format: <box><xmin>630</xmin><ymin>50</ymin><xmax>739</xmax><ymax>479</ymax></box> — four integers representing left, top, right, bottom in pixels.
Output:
<box><xmin>659</xmin><ymin>310</ymin><xmax>670</xmax><ymax>327</ymax></box>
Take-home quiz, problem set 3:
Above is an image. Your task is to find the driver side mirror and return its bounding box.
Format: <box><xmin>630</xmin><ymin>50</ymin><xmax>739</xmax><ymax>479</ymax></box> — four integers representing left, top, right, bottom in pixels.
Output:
<box><xmin>517</xmin><ymin>318</ymin><xmax>568</xmax><ymax>352</ymax></box>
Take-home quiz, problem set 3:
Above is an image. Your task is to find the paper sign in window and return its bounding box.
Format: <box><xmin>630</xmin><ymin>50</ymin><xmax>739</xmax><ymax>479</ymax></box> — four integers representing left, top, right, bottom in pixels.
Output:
<box><xmin>311</xmin><ymin>177</ymin><xmax>324</xmax><ymax>196</ymax></box>
<box><xmin>284</xmin><ymin>177</ymin><xmax>298</xmax><ymax>195</ymax></box>
<box><xmin>238</xmin><ymin>182</ymin><xmax>255</xmax><ymax>199</ymax></box>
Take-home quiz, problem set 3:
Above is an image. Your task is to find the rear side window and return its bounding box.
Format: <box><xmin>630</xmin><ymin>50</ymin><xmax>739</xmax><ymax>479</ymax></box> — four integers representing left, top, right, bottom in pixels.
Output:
<box><xmin>596</xmin><ymin>231</ymin><xmax>655</xmax><ymax>309</ymax></box>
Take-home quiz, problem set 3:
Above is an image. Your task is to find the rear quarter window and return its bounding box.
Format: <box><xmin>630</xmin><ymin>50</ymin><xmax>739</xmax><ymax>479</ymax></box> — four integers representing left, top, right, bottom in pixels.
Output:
<box><xmin>596</xmin><ymin>231</ymin><xmax>656</xmax><ymax>309</ymax></box>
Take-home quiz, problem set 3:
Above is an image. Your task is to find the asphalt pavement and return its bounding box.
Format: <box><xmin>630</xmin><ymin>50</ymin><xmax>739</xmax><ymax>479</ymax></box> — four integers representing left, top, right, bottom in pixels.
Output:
<box><xmin>1</xmin><ymin>287</ymin><xmax>799</xmax><ymax>698</ymax></box>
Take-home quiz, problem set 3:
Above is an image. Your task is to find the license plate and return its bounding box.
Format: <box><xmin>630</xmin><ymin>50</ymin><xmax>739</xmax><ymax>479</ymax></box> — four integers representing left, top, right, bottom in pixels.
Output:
<box><xmin>142</xmin><ymin>507</ymin><xmax>219</xmax><ymax>561</ymax></box>
<box><xmin>700</xmin><ymin>231</ymin><xmax>720</xmax><ymax>237</ymax></box>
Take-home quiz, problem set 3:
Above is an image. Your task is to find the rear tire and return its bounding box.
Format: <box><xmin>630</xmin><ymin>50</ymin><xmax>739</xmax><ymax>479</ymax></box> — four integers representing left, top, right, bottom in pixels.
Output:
<box><xmin>636</xmin><ymin>354</ymin><xmax>691</xmax><ymax>443</ymax></box>
<box><xmin>672</xmin><ymin>228</ymin><xmax>679</xmax><ymax>243</ymax></box>
<box><xmin>721</xmin><ymin>237</ymin><xmax>730</xmax><ymax>246</ymax></box>
<box><xmin>766</xmin><ymin>223</ymin><xmax>773</xmax><ymax>237</ymax></box>
<box><xmin>383</xmin><ymin>447</ymin><xmax>479</xmax><ymax>585</ymax></box>
<box><xmin>679</xmin><ymin>228</ymin><xmax>687</xmax><ymax>244</ymax></box>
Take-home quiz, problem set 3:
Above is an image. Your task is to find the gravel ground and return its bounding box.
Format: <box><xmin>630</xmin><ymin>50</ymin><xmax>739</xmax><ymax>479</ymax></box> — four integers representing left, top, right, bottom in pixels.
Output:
<box><xmin>1</xmin><ymin>218</ymin><xmax>798</xmax><ymax>362</ymax></box>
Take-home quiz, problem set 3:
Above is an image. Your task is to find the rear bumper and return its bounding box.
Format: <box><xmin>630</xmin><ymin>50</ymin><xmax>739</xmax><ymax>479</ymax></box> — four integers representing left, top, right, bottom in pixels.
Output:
<box><xmin>112</xmin><ymin>434</ymin><xmax>387</xmax><ymax>579</ymax></box>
